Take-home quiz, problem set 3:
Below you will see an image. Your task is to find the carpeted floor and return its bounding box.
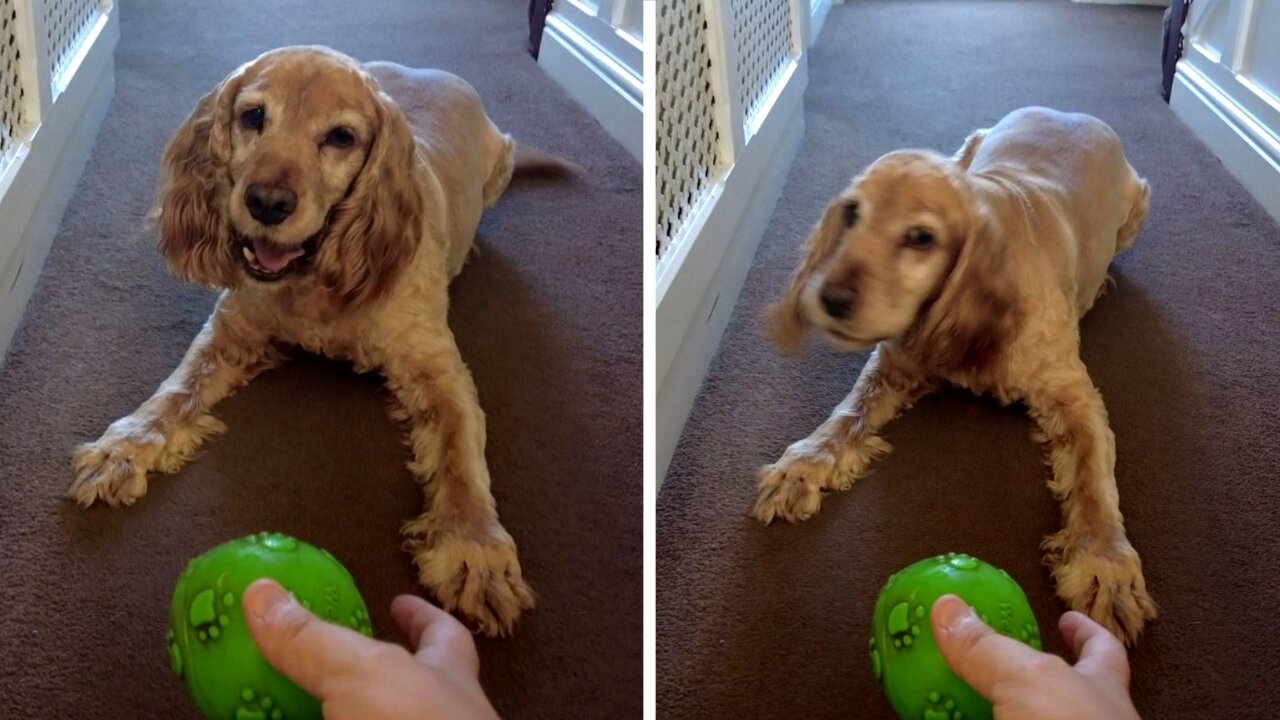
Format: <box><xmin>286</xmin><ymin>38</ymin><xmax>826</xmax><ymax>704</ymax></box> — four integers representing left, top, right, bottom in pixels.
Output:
<box><xmin>0</xmin><ymin>1</ymin><xmax>640</xmax><ymax>718</ymax></box>
<box><xmin>658</xmin><ymin>2</ymin><xmax>1280</xmax><ymax>718</ymax></box>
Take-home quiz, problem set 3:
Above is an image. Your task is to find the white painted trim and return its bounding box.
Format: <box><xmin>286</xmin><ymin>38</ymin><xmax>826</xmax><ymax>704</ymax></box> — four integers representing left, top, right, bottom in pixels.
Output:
<box><xmin>808</xmin><ymin>0</ymin><xmax>835</xmax><ymax>46</ymax></box>
<box><xmin>1071</xmin><ymin>0</ymin><xmax>1169</xmax><ymax>5</ymax></box>
<box><xmin>656</xmin><ymin>58</ymin><xmax>808</xmax><ymax>484</ymax></box>
<box><xmin>1170</xmin><ymin>61</ymin><xmax>1280</xmax><ymax>225</ymax></box>
<box><xmin>537</xmin><ymin>8</ymin><xmax>643</xmax><ymax>160</ymax></box>
<box><xmin>0</xmin><ymin>4</ymin><xmax>119</xmax><ymax>364</ymax></box>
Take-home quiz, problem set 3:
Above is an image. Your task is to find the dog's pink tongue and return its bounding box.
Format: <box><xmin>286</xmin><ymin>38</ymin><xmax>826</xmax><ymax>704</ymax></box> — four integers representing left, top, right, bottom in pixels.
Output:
<box><xmin>252</xmin><ymin>239</ymin><xmax>305</xmax><ymax>273</ymax></box>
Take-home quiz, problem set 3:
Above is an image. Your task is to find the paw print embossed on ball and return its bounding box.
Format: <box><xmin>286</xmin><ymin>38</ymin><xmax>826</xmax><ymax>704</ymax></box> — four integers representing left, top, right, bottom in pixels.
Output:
<box><xmin>870</xmin><ymin>553</ymin><xmax>1040</xmax><ymax>720</ymax></box>
<box><xmin>167</xmin><ymin>532</ymin><xmax>374</xmax><ymax>720</ymax></box>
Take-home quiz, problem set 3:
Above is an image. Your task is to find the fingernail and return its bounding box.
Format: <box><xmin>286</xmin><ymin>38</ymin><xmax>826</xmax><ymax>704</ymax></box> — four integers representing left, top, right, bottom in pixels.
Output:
<box><xmin>935</xmin><ymin>595</ymin><xmax>974</xmax><ymax>632</ymax></box>
<box><xmin>245</xmin><ymin>579</ymin><xmax>293</xmax><ymax>622</ymax></box>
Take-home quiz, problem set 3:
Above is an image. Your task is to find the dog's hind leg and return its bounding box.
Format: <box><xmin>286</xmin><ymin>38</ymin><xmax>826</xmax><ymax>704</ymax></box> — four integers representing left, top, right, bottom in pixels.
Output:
<box><xmin>481</xmin><ymin>132</ymin><xmax>516</xmax><ymax>209</ymax></box>
<box><xmin>1116</xmin><ymin>169</ymin><xmax>1149</xmax><ymax>256</ymax></box>
<box><xmin>952</xmin><ymin>128</ymin><xmax>989</xmax><ymax>170</ymax></box>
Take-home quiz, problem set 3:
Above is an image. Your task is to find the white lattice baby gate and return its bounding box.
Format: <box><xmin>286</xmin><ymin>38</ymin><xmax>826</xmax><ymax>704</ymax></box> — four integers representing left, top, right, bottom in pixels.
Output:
<box><xmin>1</xmin><ymin>0</ymin><xmax>31</xmax><ymax>172</ymax></box>
<box><xmin>656</xmin><ymin>0</ymin><xmax>815</xmax><ymax>482</ymax></box>
<box><xmin>655</xmin><ymin>0</ymin><xmax>806</xmax><ymax>264</ymax></box>
<box><xmin>0</xmin><ymin>0</ymin><xmax>116</xmax><ymax>362</ymax></box>
<box><xmin>1</xmin><ymin>0</ymin><xmax>103</xmax><ymax>173</ymax></box>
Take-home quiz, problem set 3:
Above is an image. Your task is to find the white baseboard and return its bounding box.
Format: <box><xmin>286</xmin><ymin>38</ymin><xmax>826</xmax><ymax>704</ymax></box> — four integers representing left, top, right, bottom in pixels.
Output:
<box><xmin>1170</xmin><ymin>62</ymin><xmax>1280</xmax><ymax>227</ymax></box>
<box><xmin>0</xmin><ymin>9</ymin><xmax>119</xmax><ymax>364</ymax></box>
<box><xmin>538</xmin><ymin>11</ymin><xmax>643</xmax><ymax>161</ymax></box>
<box><xmin>1072</xmin><ymin>0</ymin><xmax>1169</xmax><ymax>5</ymax></box>
<box><xmin>656</xmin><ymin>61</ymin><xmax>807</xmax><ymax>485</ymax></box>
<box><xmin>810</xmin><ymin>0</ymin><xmax>834</xmax><ymax>46</ymax></box>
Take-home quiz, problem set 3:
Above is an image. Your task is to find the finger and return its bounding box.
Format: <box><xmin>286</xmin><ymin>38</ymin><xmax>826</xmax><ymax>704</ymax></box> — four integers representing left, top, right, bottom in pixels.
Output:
<box><xmin>1059</xmin><ymin>611</ymin><xmax>1130</xmax><ymax>688</ymax></box>
<box><xmin>243</xmin><ymin>578</ymin><xmax>382</xmax><ymax>697</ymax></box>
<box><xmin>931</xmin><ymin>594</ymin><xmax>1044</xmax><ymax>700</ymax></box>
<box><xmin>391</xmin><ymin>594</ymin><xmax>480</xmax><ymax>675</ymax></box>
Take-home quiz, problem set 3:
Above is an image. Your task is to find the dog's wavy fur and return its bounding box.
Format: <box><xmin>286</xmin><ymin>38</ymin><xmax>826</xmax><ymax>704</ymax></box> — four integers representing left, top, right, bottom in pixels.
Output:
<box><xmin>755</xmin><ymin>107</ymin><xmax>1156</xmax><ymax>645</ymax></box>
<box><xmin>69</xmin><ymin>46</ymin><xmax>550</xmax><ymax>636</ymax></box>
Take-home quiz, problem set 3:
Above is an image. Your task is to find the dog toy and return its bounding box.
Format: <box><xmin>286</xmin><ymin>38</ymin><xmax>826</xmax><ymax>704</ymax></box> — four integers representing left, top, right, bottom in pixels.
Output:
<box><xmin>870</xmin><ymin>553</ymin><xmax>1040</xmax><ymax>720</ymax></box>
<box><xmin>166</xmin><ymin>532</ymin><xmax>373</xmax><ymax>720</ymax></box>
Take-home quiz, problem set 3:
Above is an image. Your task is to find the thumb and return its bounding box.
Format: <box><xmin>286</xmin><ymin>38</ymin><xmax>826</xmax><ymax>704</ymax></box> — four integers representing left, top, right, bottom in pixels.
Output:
<box><xmin>243</xmin><ymin>578</ymin><xmax>380</xmax><ymax>698</ymax></box>
<box><xmin>931</xmin><ymin>594</ymin><xmax>1043</xmax><ymax>700</ymax></box>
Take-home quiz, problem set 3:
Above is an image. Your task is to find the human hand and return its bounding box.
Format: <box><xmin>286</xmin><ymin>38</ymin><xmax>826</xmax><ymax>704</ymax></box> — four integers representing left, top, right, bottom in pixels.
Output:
<box><xmin>243</xmin><ymin>579</ymin><xmax>501</xmax><ymax>720</ymax></box>
<box><xmin>931</xmin><ymin>594</ymin><xmax>1141</xmax><ymax>720</ymax></box>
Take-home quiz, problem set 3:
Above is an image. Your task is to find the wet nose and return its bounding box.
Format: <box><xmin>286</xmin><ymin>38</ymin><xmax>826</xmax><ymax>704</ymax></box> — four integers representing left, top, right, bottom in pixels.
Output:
<box><xmin>819</xmin><ymin>283</ymin><xmax>857</xmax><ymax>320</ymax></box>
<box><xmin>244</xmin><ymin>183</ymin><xmax>297</xmax><ymax>225</ymax></box>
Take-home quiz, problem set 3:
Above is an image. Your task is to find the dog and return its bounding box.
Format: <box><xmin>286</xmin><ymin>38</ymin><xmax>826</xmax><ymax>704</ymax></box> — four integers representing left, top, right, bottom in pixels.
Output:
<box><xmin>67</xmin><ymin>46</ymin><xmax>568</xmax><ymax>637</ymax></box>
<box><xmin>756</xmin><ymin>107</ymin><xmax>1156</xmax><ymax>645</ymax></box>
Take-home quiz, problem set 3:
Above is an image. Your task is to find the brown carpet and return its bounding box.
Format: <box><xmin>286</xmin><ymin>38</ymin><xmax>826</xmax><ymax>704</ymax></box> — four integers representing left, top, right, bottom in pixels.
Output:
<box><xmin>658</xmin><ymin>2</ymin><xmax>1280</xmax><ymax>718</ymax></box>
<box><xmin>0</xmin><ymin>1</ymin><xmax>640</xmax><ymax>718</ymax></box>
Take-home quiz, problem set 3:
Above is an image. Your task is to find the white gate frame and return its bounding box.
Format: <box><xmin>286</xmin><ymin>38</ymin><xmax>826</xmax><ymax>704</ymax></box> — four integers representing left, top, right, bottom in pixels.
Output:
<box><xmin>656</xmin><ymin>0</ymin><xmax>810</xmax><ymax>484</ymax></box>
<box><xmin>538</xmin><ymin>0</ymin><xmax>643</xmax><ymax>160</ymax></box>
<box><xmin>1170</xmin><ymin>0</ymin><xmax>1280</xmax><ymax>225</ymax></box>
<box><xmin>0</xmin><ymin>0</ymin><xmax>118</xmax><ymax>363</ymax></box>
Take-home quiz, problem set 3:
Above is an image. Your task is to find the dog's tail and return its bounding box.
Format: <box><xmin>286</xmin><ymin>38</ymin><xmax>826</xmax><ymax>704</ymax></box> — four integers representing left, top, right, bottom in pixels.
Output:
<box><xmin>483</xmin><ymin>140</ymin><xmax>580</xmax><ymax>208</ymax></box>
<box><xmin>513</xmin><ymin>145</ymin><xmax>581</xmax><ymax>180</ymax></box>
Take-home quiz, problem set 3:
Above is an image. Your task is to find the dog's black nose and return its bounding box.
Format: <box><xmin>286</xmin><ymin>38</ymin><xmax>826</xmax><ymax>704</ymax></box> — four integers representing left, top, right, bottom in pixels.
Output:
<box><xmin>819</xmin><ymin>284</ymin><xmax>856</xmax><ymax>320</ymax></box>
<box><xmin>245</xmin><ymin>183</ymin><xmax>297</xmax><ymax>225</ymax></box>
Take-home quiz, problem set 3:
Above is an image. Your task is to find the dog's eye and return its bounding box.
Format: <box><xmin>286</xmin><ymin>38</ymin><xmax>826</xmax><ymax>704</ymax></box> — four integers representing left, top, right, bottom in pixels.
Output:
<box><xmin>904</xmin><ymin>227</ymin><xmax>935</xmax><ymax>250</ymax></box>
<box><xmin>841</xmin><ymin>201</ymin><xmax>859</xmax><ymax>227</ymax></box>
<box><xmin>239</xmin><ymin>107</ymin><xmax>265</xmax><ymax>132</ymax></box>
<box><xmin>324</xmin><ymin>127</ymin><xmax>356</xmax><ymax>148</ymax></box>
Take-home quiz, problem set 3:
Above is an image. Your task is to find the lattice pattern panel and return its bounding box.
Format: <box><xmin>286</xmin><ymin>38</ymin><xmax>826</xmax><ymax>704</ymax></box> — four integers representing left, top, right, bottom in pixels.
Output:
<box><xmin>732</xmin><ymin>0</ymin><xmax>796</xmax><ymax>128</ymax></box>
<box><xmin>45</xmin><ymin>0</ymin><xmax>98</xmax><ymax>85</ymax></box>
<box><xmin>657</xmin><ymin>0</ymin><xmax>722</xmax><ymax>259</ymax></box>
<box><xmin>1</xmin><ymin>0</ymin><xmax>28</xmax><ymax>164</ymax></box>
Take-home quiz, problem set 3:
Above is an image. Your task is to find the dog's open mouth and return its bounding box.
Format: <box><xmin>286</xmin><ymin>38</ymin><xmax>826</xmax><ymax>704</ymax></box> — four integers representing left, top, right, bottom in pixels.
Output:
<box><xmin>826</xmin><ymin>326</ymin><xmax>883</xmax><ymax>347</ymax></box>
<box><xmin>236</xmin><ymin>235</ymin><xmax>317</xmax><ymax>281</ymax></box>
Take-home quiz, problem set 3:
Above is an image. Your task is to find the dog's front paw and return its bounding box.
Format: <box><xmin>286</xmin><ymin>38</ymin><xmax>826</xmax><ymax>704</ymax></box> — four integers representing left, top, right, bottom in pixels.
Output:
<box><xmin>1048</xmin><ymin>538</ymin><xmax>1157</xmax><ymax>646</ymax></box>
<box><xmin>413</xmin><ymin>526</ymin><xmax>535</xmax><ymax>637</ymax></box>
<box><xmin>752</xmin><ymin>435</ymin><xmax>888</xmax><ymax>524</ymax></box>
<box><xmin>753</xmin><ymin>449</ymin><xmax>832</xmax><ymax>524</ymax></box>
<box><xmin>68</xmin><ymin>426</ymin><xmax>166</xmax><ymax>507</ymax></box>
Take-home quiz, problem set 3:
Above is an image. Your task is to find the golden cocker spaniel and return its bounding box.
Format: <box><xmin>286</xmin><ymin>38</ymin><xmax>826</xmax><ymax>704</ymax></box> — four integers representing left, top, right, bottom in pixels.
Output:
<box><xmin>68</xmin><ymin>46</ymin><xmax>560</xmax><ymax>636</ymax></box>
<box><xmin>759</xmin><ymin>107</ymin><xmax>1156</xmax><ymax>644</ymax></box>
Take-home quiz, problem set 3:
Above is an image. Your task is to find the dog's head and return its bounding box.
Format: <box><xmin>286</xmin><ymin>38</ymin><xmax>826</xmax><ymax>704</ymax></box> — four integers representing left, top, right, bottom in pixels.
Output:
<box><xmin>770</xmin><ymin>149</ymin><xmax>1016</xmax><ymax>367</ymax></box>
<box><xmin>155</xmin><ymin>46</ymin><xmax>422</xmax><ymax>308</ymax></box>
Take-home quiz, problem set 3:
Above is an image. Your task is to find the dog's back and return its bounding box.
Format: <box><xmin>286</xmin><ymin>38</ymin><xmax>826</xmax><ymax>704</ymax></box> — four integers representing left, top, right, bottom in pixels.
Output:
<box><xmin>968</xmin><ymin>107</ymin><xmax>1147</xmax><ymax>316</ymax></box>
<box><xmin>366</xmin><ymin>63</ymin><xmax>513</xmax><ymax>277</ymax></box>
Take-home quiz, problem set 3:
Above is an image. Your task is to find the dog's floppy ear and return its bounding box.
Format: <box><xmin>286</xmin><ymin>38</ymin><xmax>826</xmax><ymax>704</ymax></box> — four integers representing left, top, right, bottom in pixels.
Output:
<box><xmin>908</xmin><ymin>202</ymin><xmax>1019</xmax><ymax>372</ymax></box>
<box><xmin>767</xmin><ymin>199</ymin><xmax>848</xmax><ymax>353</ymax></box>
<box><xmin>318</xmin><ymin>83</ymin><xmax>423</xmax><ymax>309</ymax></box>
<box><xmin>154</xmin><ymin>64</ymin><xmax>249</xmax><ymax>286</ymax></box>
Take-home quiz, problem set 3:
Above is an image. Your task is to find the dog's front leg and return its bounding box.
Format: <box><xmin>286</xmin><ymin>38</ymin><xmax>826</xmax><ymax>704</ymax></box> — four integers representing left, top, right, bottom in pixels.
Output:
<box><xmin>754</xmin><ymin>346</ymin><xmax>932</xmax><ymax>523</ymax></box>
<box><xmin>1024</xmin><ymin>357</ymin><xmax>1157</xmax><ymax>645</ymax></box>
<box><xmin>69</xmin><ymin>296</ymin><xmax>279</xmax><ymax>507</ymax></box>
<box><xmin>380</xmin><ymin>328</ymin><xmax>534</xmax><ymax>637</ymax></box>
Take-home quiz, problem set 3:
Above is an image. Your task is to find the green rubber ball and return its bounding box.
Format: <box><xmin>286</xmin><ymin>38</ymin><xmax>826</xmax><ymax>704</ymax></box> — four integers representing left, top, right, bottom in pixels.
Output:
<box><xmin>869</xmin><ymin>553</ymin><xmax>1041</xmax><ymax>720</ymax></box>
<box><xmin>166</xmin><ymin>532</ymin><xmax>374</xmax><ymax>720</ymax></box>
